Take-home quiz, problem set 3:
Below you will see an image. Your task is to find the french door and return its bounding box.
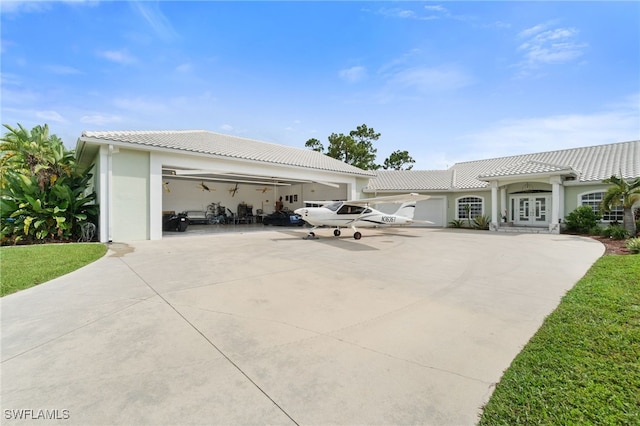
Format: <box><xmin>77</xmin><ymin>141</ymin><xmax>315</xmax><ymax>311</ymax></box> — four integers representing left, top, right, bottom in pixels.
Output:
<box><xmin>511</xmin><ymin>195</ymin><xmax>550</xmax><ymax>226</ymax></box>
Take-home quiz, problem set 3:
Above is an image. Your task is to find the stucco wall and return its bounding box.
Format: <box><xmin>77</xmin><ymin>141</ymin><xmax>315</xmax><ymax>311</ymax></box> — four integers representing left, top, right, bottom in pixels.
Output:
<box><xmin>563</xmin><ymin>183</ymin><xmax>609</xmax><ymax>217</ymax></box>
<box><xmin>112</xmin><ymin>149</ymin><xmax>150</xmax><ymax>240</ymax></box>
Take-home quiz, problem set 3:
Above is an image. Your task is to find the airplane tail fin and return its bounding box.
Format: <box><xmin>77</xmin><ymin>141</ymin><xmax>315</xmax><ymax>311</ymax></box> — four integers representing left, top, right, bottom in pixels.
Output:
<box><xmin>394</xmin><ymin>202</ymin><xmax>417</xmax><ymax>219</ymax></box>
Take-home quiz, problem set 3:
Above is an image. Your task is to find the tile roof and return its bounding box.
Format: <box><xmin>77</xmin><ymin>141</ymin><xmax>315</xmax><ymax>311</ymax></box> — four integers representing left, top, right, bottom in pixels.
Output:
<box><xmin>366</xmin><ymin>170</ymin><xmax>453</xmax><ymax>191</ymax></box>
<box><xmin>478</xmin><ymin>160</ymin><xmax>576</xmax><ymax>179</ymax></box>
<box><xmin>80</xmin><ymin>130</ymin><xmax>375</xmax><ymax>177</ymax></box>
<box><xmin>366</xmin><ymin>140</ymin><xmax>640</xmax><ymax>191</ymax></box>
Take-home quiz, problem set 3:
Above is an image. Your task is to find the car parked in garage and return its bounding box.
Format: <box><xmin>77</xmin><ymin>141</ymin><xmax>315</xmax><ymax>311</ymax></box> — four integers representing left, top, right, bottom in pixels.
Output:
<box><xmin>262</xmin><ymin>211</ymin><xmax>304</xmax><ymax>226</ymax></box>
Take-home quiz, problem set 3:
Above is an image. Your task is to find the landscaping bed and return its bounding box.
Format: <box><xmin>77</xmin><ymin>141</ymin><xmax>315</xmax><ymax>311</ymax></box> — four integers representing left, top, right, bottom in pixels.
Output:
<box><xmin>590</xmin><ymin>235</ymin><xmax>633</xmax><ymax>255</ymax></box>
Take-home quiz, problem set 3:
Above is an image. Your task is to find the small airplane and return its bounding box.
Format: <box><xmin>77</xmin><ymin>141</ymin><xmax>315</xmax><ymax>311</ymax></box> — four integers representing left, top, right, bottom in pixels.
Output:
<box><xmin>199</xmin><ymin>182</ymin><xmax>213</xmax><ymax>192</ymax></box>
<box><xmin>294</xmin><ymin>193</ymin><xmax>431</xmax><ymax>240</ymax></box>
<box><xmin>228</xmin><ymin>183</ymin><xmax>239</xmax><ymax>197</ymax></box>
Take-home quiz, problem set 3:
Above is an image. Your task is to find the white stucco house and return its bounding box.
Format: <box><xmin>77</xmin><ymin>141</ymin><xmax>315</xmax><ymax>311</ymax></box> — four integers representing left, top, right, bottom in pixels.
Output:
<box><xmin>365</xmin><ymin>140</ymin><xmax>639</xmax><ymax>233</ymax></box>
<box><xmin>75</xmin><ymin>131</ymin><xmax>639</xmax><ymax>242</ymax></box>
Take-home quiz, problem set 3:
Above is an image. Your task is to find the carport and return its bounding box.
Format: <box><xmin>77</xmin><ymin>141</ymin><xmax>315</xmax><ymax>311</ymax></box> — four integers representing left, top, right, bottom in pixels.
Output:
<box><xmin>75</xmin><ymin>130</ymin><xmax>375</xmax><ymax>242</ymax></box>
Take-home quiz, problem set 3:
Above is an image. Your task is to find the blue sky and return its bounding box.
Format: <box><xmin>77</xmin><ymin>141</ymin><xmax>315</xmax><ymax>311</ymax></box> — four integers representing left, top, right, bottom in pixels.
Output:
<box><xmin>2</xmin><ymin>1</ymin><xmax>639</xmax><ymax>169</ymax></box>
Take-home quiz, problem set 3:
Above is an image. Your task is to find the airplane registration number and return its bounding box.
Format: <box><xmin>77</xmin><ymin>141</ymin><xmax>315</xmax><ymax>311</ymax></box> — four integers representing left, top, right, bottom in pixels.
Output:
<box><xmin>381</xmin><ymin>216</ymin><xmax>396</xmax><ymax>223</ymax></box>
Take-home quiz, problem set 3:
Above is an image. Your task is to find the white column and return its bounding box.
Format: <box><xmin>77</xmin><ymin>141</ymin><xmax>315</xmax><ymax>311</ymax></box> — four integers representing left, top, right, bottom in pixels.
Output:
<box><xmin>98</xmin><ymin>145</ymin><xmax>110</xmax><ymax>243</ymax></box>
<box><xmin>500</xmin><ymin>186</ymin><xmax>507</xmax><ymax>222</ymax></box>
<box><xmin>550</xmin><ymin>176</ymin><xmax>562</xmax><ymax>233</ymax></box>
<box><xmin>149</xmin><ymin>152</ymin><xmax>163</xmax><ymax>240</ymax></box>
<box><xmin>491</xmin><ymin>181</ymin><xmax>499</xmax><ymax>230</ymax></box>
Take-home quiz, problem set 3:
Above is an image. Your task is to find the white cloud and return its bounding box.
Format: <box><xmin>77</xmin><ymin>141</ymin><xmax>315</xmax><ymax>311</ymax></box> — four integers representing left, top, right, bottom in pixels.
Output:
<box><xmin>424</xmin><ymin>5</ymin><xmax>448</xmax><ymax>13</ymax></box>
<box><xmin>176</xmin><ymin>62</ymin><xmax>192</xmax><ymax>73</ymax></box>
<box><xmin>1</xmin><ymin>1</ymin><xmax>99</xmax><ymax>16</ymax></box>
<box><xmin>112</xmin><ymin>97</ymin><xmax>167</xmax><ymax>114</ymax></box>
<box><xmin>515</xmin><ymin>23</ymin><xmax>587</xmax><ymax>76</ymax></box>
<box><xmin>339</xmin><ymin>66</ymin><xmax>367</xmax><ymax>83</ymax></box>
<box><xmin>460</xmin><ymin>94</ymin><xmax>640</xmax><ymax>161</ymax></box>
<box><xmin>374</xmin><ymin>5</ymin><xmax>447</xmax><ymax>21</ymax></box>
<box><xmin>130</xmin><ymin>1</ymin><xmax>179</xmax><ymax>42</ymax></box>
<box><xmin>80</xmin><ymin>114</ymin><xmax>122</xmax><ymax>126</ymax></box>
<box><xmin>220</xmin><ymin>124</ymin><xmax>233</xmax><ymax>131</ymax></box>
<box><xmin>0</xmin><ymin>1</ymin><xmax>52</xmax><ymax>14</ymax></box>
<box><xmin>35</xmin><ymin>110</ymin><xmax>67</xmax><ymax>124</ymax></box>
<box><xmin>45</xmin><ymin>64</ymin><xmax>82</xmax><ymax>75</ymax></box>
<box><xmin>98</xmin><ymin>49</ymin><xmax>137</xmax><ymax>65</ymax></box>
<box><xmin>388</xmin><ymin>65</ymin><xmax>473</xmax><ymax>93</ymax></box>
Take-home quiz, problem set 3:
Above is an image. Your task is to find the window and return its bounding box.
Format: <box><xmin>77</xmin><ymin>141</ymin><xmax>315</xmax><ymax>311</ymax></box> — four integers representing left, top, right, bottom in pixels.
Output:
<box><xmin>580</xmin><ymin>192</ymin><xmax>624</xmax><ymax>222</ymax></box>
<box><xmin>457</xmin><ymin>196</ymin><xmax>483</xmax><ymax>219</ymax></box>
<box><xmin>324</xmin><ymin>202</ymin><xmax>341</xmax><ymax>212</ymax></box>
<box><xmin>337</xmin><ymin>204</ymin><xmax>366</xmax><ymax>215</ymax></box>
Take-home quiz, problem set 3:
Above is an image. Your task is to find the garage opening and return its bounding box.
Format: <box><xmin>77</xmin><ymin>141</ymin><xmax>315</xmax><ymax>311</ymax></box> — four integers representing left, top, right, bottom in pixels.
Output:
<box><xmin>161</xmin><ymin>167</ymin><xmax>347</xmax><ymax>236</ymax></box>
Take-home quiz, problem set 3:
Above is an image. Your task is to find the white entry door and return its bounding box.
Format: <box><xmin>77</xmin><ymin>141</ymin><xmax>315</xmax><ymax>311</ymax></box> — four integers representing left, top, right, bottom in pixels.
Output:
<box><xmin>511</xmin><ymin>195</ymin><xmax>550</xmax><ymax>226</ymax></box>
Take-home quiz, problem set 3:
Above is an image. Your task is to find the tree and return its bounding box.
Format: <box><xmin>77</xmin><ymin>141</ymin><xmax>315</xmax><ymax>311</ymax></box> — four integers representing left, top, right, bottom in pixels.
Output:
<box><xmin>601</xmin><ymin>175</ymin><xmax>640</xmax><ymax>236</ymax></box>
<box><xmin>305</xmin><ymin>124</ymin><xmax>381</xmax><ymax>170</ymax></box>
<box><xmin>1</xmin><ymin>123</ymin><xmax>98</xmax><ymax>244</ymax></box>
<box><xmin>383</xmin><ymin>150</ymin><xmax>415</xmax><ymax>170</ymax></box>
<box><xmin>304</xmin><ymin>138</ymin><xmax>324</xmax><ymax>152</ymax></box>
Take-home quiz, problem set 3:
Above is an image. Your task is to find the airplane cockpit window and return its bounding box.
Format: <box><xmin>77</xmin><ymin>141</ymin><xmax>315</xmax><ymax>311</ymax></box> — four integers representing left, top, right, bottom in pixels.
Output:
<box><xmin>324</xmin><ymin>202</ymin><xmax>342</xmax><ymax>212</ymax></box>
<box><xmin>337</xmin><ymin>205</ymin><xmax>366</xmax><ymax>215</ymax></box>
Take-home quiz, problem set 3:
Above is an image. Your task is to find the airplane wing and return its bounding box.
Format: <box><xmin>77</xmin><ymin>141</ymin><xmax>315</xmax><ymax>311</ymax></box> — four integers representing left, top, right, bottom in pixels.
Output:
<box><xmin>343</xmin><ymin>193</ymin><xmax>431</xmax><ymax>207</ymax></box>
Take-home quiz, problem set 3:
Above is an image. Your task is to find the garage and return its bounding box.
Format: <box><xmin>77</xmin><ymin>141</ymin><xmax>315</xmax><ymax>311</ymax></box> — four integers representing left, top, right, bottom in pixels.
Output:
<box><xmin>75</xmin><ymin>130</ymin><xmax>375</xmax><ymax>242</ymax></box>
<box><xmin>414</xmin><ymin>197</ymin><xmax>446</xmax><ymax>227</ymax></box>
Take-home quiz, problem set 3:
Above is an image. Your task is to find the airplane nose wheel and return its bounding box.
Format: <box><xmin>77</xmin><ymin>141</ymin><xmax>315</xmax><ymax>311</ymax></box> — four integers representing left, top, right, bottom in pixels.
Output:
<box><xmin>333</xmin><ymin>229</ymin><xmax>341</xmax><ymax>237</ymax></box>
<box><xmin>303</xmin><ymin>231</ymin><xmax>317</xmax><ymax>240</ymax></box>
<box><xmin>353</xmin><ymin>232</ymin><xmax>362</xmax><ymax>240</ymax></box>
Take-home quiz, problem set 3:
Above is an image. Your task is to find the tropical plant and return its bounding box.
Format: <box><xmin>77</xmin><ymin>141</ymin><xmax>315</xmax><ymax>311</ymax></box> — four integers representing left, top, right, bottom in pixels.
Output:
<box><xmin>463</xmin><ymin>204</ymin><xmax>472</xmax><ymax>228</ymax></box>
<box><xmin>626</xmin><ymin>237</ymin><xmax>640</xmax><ymax>254</ymax></box>
<box><xmin>601</xmin><ymin>224</ymin><xmax>629</xmax><ymax>240</ymax></box>
<box><xmin>564</xmin><ymin>206</ymin><xmax>601</xmax><ymax>234</ymax></box>
<box><xmin>448</xmin><ymin>219</ymin><xmax>464</xmax><ymax>228</ymax></box>
<box><xmin>473</xmin><ymin>215</ymin><xmax>491</xmax><ymax>230</ymax></box>
<box><xmin>601</xmin><ymin>175</ymin><xmax>640</xmax><ymax>236</ymax></box>
<box><xmin>1</xmin><ymin>123</ymin><xmax>98</xmax><ymax>244</ymax></box>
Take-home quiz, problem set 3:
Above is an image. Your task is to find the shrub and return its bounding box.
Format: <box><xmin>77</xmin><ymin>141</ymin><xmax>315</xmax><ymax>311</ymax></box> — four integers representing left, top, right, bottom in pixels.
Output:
<box><xmin>448</xmin><ymin>219</ymin><xmax>464</xmax><ymax>228</ymax></box>
<box><xmin>473</xmin><ymin>215</ymin><xmax>491</xmax><ymax>230</ymax></box>
<box><xmin>626</xmin><ymin>238</ymin><xmax>640</xmax><ymax>254</ymax></box>
<box><xmin>565</xmin><ymin>206</ymin><xmax>601</xmax><ymax>234</ymax></box>
<box><xmin>588</xmin><ymin>226</ymin><xmax>603</xmax><ymax>236</ymax></box>
<box><xmin>0</xmin><ymin>123</ymin><xmax>98</xmax><ymax>245</ymax></box>
<box><xmin>602</xmin><ymin>224</ymin><xmax>629</xmax><ymax>240</ymax></box>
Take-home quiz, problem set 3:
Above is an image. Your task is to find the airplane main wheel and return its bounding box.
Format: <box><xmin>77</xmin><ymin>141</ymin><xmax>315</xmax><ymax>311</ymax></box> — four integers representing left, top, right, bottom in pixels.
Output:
<box><xmin>333</xmin><ymin>229</ymin><xmax>341</xmax><ymax>237</ymax></box>
<box><xmin>353</xmin><ymin>232</ymin><xmax>362</xmax><ymax>240</ymax></box>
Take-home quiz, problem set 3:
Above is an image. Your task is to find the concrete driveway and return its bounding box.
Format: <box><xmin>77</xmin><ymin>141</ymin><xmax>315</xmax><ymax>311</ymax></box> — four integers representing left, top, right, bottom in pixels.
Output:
<box><xmin>1</xmin><ymin>228</ymin><xmax>604</xmax><ymax>425</ymax></box>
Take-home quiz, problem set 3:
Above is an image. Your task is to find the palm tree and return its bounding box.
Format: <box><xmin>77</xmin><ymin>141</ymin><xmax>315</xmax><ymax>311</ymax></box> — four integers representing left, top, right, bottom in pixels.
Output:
<box><xmin>601</xmin><ymin>175</ymin><xmax>640</xmax><ymax>236</ymax></box>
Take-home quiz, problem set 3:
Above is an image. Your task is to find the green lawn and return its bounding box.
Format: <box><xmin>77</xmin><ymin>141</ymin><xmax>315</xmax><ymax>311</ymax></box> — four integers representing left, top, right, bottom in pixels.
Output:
<box><xmin>479</xmin><ymin>255</ymin><xmax>640</xmax><ymax>425</ymax></box>
<box><xmin>0</xmin><ymin>243</ymin><xmax>108</xmax><ymax>297</ymax></box>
